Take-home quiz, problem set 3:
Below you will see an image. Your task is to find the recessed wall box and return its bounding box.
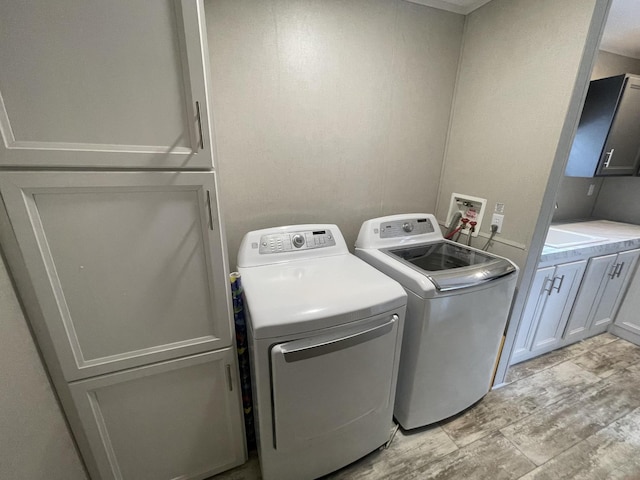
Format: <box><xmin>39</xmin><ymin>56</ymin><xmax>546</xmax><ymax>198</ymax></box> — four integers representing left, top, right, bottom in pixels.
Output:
<box><xmin>445</xmin><ymin>193</ymin><xmax>487</xmax><ymax>237</ymax></box>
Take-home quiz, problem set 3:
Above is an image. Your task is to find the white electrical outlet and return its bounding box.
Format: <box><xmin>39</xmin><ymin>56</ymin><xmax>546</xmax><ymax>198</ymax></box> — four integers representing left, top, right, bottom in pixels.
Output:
<box><xmin>491</xmin><ymin>214</ymin><xmax>504</xmax><ymax>233</ymax></box>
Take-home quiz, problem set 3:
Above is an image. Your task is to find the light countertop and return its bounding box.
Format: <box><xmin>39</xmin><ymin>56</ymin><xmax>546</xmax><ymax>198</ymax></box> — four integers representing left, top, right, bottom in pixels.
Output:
<box><xmin>539</xmin><ymin>220</ymin><xmax>640</xmax><ymax>268</ymax></box>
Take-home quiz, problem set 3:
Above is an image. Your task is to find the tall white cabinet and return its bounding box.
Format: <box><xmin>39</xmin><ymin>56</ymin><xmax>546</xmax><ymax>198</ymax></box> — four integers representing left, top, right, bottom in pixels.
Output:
<box><xmin>0</xmin><ymin>2</ymin><xmax>246</xmax><ymax>480</ymax></box>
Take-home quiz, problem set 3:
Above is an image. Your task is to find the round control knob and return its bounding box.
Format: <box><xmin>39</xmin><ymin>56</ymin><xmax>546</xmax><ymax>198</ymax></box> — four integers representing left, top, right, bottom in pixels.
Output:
<box><xmin>292</xmin><ymin>234</ymin><xmax>305</xmax><ymax>248</ymax></box>
<box><xmin>402</xmin><ymin>222</ymin><xmax>414</xmax><ymax>233</ymax></box>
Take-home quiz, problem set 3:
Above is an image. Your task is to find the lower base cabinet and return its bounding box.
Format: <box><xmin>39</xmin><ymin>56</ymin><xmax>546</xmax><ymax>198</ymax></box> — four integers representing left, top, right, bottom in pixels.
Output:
<box><xmin>565</xmin><ymin>249</ymin><xmax>640</xmax><ymax>343</ymax></box>
<box><xmin>511</xmin><ymin>260</ymin><xmax>587</xmax><ymax>364</ymax></box>
<box><xmin>70</xmin><ymin>348</ymin><xmax>245</xmax><ymax>480</ymax></box>
<box><xmin>511</xmin><ymin>248</ymin><xmax>640</xmax><ymax>366</ymax></box>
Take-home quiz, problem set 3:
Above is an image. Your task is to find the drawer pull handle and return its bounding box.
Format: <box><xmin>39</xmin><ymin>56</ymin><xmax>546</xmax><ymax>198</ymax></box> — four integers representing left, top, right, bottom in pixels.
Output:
<box><xmin>615</xmin><ymin>262</ymin><xmax>625</xmax><ymax>278</ymax></box>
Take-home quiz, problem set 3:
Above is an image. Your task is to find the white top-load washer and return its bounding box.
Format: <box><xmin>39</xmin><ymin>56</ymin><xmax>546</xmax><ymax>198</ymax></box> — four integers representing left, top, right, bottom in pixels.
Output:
<box><xmin>237</xmin><ymin>224</ymin><xmax>406</xmax><ymax>480</ymax></box>
<box><xmin>355</xmin><ymin>214</ymin><xmax>518</xmax><ymax>429</ymax></box>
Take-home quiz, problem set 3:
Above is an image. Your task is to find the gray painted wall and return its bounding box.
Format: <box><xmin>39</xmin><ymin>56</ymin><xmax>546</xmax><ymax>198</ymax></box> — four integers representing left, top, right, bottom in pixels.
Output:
<box><xmin>553</xmin><ymin>177</ymin><xmax>602</xmax><ymax>222</ymax></box>
<box><xmin>205</xmin><ymin>0</ymin><xmax>465</xmax><ymax>266</ymax></box>
<box><xmin>554</xmin><ymin>50</ymin><xmax>640</xmax><ymax>223</ymax></box>
<box><xmin>0</xmin><ymin>250</ymin><xmax>87</xmax><ymax>480</ymax></box>
<box><xmin>435</xmin><ymin>0</ymin><xmax>599</xmax><ymax>270</ymax></box>
<box><xmin>592</xmin><ymin>49</ymin><xmax>640</xmax><ymax>80</ymax></box>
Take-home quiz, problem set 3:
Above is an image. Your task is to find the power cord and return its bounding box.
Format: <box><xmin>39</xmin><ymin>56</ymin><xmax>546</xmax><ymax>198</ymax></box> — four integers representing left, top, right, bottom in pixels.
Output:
<box><xmin>482</xmin><ymin>224</ymin><xmax>498</xmax><ymax>251</ymax></box>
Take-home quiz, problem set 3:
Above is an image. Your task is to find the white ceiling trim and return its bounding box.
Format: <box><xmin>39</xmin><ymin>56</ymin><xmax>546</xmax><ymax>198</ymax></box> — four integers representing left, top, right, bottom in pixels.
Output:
<box><xmin>403</xmin><ymin>0</ymin><xmax>493</xmax><ymax>15</ymax></box>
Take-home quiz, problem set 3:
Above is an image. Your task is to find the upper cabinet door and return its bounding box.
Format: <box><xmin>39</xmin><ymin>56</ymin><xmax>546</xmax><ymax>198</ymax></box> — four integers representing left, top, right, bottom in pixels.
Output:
<box><xmin>0</xmin><ymin>0</ymin><xmax>214</xmax><ymax>169</ymax></box>
<box><xmin>0</xmin><ymin>171</ymin><xmax>232</xmax><ymax>381</ymax></box>
<box><xmin>596</xmin><ymin>77</ymin><xmax>640</xmax><ymax>176</ymax></box>
<box><xmin>565</xmin><ymin>75</ymin><xmax>640</xmax><ymax>177</ymax></box>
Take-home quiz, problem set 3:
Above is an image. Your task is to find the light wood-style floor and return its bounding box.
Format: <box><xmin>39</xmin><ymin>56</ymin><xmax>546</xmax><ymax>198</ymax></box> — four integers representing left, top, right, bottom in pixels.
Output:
<box><xmin>214</xmin><ymin>333</ymin><xmax>640</xmax><ymax>479</ymax></box>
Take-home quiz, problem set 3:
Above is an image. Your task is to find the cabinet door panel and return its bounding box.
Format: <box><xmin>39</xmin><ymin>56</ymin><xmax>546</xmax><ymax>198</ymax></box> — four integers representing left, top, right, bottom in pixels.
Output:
<box><xmin>593</xmin><ymin>249</ymin><xmax>640</xmax><ymax>330</ymax></box>
<box><xmin>597</xmin><ymin>77</ymin><xmax>640</xmax><ymax>175</ymax></box>
<box><xmin>613</xmin><ymin>262</ymin><xmax>640</xmax><ymax>336</ymax></box>
<box><xmin>0</xmin><ymin>171</ymin><xmax>232</xmax><ymax>381</ymax></box>
<box><xmin>510</xmin><ymin>266</ymin><xmax>555</xmax><ymax>364</ymax></box>
<box><xmin>69</xmin><ymin>349</ymin><xmax>245</xmax><ymax>480</ymax></box>
<box><xmin>564</xmin><ymin>254</ymin><xmax>617</xmax><ymax>343</ymax></box>
<box><xmin>0</xmin><ymin>0</ymin><xmax>213</xmax><ymax>169</ymax></box>
<box><xmin>532</xmin><ymin>260</ymin><xmax>586</xmax><ymax>353</ymax></box>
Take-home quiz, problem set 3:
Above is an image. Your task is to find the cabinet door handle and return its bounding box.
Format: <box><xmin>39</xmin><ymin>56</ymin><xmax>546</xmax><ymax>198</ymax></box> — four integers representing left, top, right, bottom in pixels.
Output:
<box><xmin>206</xmin><ymin>190</ymin><xmax>214</xmax><ymax>231</ymax></box>
<box><xmin>609</xmin><ymin>263</ymin><xmax>619</xmax><ymax>279</ymax></box>
<box><xmin>603</xmin><ymin>148</ymin><xmax>615</xmax><ymax>168</ymax></box>
<box><xmin>544</xmin><ymin>276</ymin><xmax>554</xmax><ymax>295</ymax></box>
<box><xmin>615</xmin><ymin>261</ymin><xmax>625</xmax><ymax>278</ymax></box>
<box><xmin>551</xmin><ymin>274</ymin><xmax>565</xmax><ymax>294</ymax></box>
<box><xmin>226</xmin><ymin>364</ymin><xmax>233</xmax><ymax>391</ymax></box>
<box><xmin>195</xmin><ymin>101</ymin><xmax>205</xmax><ymax>150</ymax></box>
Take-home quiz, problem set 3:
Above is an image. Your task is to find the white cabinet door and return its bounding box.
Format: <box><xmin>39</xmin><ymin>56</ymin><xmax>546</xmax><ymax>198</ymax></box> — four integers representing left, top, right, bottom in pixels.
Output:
<box><xmin>565</xmin><ymin>249</ymin><xmax>640</xmax><ymax>343</ymax></box>
<box><xmin>0</xmin><ymin>0</ymin><xmax>214</xmax><ymax>169</ymax></box>
<box><xmin>0</xmin><ymin>171</ymin><xmax>232</xmax><ymax>381</ymax></box>
<box><xmin>613</xmin><ymin>260</ymin><xmax>640</xmax><ymax>339</ymax></box>
<box><xmin>531</xmin><ymin>260</ymin><xmax>586</xmax><ymax>353</ymax></box>
<box><xmin>69</xmin><ymin>349</ymin><xmax>245</xmax><ymax>480</ymax></box>
<box><xmin>591</xmin><ymin>249</ymin><xmax>640</xmax><ymax>332</ymax></box>
<box><xmin>511</xmin><ymin>266</ymin><xmax>554</xmax><ymax>363</ymax></box>
<box><xmin>510</xmin><ymin>260</ymin><xmax>587</xmax><ymax>365</ymax></box>
<box><xmin>564</xmin><ymin>253</ymin><xmax>617</xmax><ymax>343</ymax></box>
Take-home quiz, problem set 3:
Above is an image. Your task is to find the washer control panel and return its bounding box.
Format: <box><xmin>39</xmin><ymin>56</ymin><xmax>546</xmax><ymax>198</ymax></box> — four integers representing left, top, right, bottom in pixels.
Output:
<box><xmin>380</xmin><ymin>217</ymin><xmax>435</xmax><ymax>238</ymax></box>
<box><xmin>258</xmin><ymin>229</ymin><xmax>336</xmax><ymax>254</ymax></box>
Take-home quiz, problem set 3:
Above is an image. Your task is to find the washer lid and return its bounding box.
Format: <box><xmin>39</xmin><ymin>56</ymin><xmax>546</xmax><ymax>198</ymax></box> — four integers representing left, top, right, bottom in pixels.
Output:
<box><xmin>383</xmin><ymin>241</ymin><xmax>516</xmax><ymax>292</ymax></box>
<box><xmin>238</xmin><ymin>254</ymin><xmax>407</xmax><ymax>339</ymax></box>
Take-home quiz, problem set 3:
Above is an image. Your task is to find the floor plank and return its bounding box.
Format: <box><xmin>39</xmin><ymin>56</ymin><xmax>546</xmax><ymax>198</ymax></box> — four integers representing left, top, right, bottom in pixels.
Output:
<box><xmin>571</xmin><ymin>338</ymin><xmax>640</xmax><ymax>378</ymax></box>
<box><xmin>326</xmin><ymin>426</ymin><xmax>458</xmax><ymax>479</ymax></box>
<box><xmin>406</xmin><ymin>432</ymin><xmax>535</xmax><ymax>480</ymax></box>
<box><xmin>518</xmin><ymin>407</ymin><xmax>640</xmax><ymax>480</ymax></box>
<box><xmin>501</xmin><ymin>368</ymin><xmax>640</xmax><ymax>465</ymax></box>
<box><xmin>505</xmin><ymin>333</ymin><xmax>619</xmax><ymax>384</ymax></box>
<box><xmin>441</xmin><ymin>361</ymin><xmax>600</xmax><ymax>447</ymax></box>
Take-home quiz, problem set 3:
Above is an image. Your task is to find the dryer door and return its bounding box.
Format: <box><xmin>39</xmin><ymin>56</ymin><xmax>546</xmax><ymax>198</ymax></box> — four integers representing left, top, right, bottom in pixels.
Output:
<box><xmin>269</xmin><ymin>313</ymin><xmax>399</xmax><ymax>451</ymax></box>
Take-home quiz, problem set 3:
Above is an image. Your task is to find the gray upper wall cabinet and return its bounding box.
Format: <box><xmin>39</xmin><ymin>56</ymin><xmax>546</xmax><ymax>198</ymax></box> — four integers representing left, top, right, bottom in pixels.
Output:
<box><xmin>0</xmin><ymin>0</ymin><xmax>214</xmax><ymax>169</ymax></box>
<box><xmin>566</xmin><ymin>74</ymin><xmax>640</xmax><ymax>177</ymax></box>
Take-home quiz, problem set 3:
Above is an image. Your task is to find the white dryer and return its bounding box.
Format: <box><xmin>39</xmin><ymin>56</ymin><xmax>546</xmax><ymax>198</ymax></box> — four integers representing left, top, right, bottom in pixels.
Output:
<box><xmin>237</xmin><ymin>224</ymin><xmax>406</xmax><ymax>480</ymax></box>
<box><xmin>355</xmin><ymin>214</ymin><xmax>518</xmax><ymax>429</ymax></box>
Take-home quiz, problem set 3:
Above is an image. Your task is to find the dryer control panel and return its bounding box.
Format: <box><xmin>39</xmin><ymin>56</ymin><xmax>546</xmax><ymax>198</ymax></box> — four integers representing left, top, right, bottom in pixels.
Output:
<box><xmin>258</xmin><ymin>229</ymin><xmax>336</xmax><ymax>254</ymax></box>
<box><xmin>238</xmin><ymin>224</ymin><xmax>349</xmax><ymax>267</ymax></box>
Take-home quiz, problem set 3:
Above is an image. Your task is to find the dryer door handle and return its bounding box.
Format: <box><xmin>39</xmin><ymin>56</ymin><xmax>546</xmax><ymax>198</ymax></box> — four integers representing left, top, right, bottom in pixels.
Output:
<box><xmin>279</xmin><ymin>315</ymin><xmax>398</xmax><ymax>363</ymax></box>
